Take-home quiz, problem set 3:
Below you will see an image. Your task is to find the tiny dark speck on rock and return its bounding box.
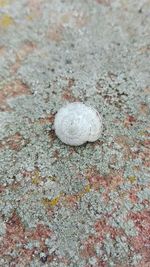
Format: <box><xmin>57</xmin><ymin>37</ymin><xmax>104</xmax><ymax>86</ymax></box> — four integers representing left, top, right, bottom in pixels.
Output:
<box><xmin>138</xmin><ymin>8</ymin><xmax>142</xmax><ymax>13</ymax></box>
<box><xmin>40</xmin><ymin>255</ymin><xmax>48</xmax><ymax>264</ymax></box>
<box><xmin>65</xmin><ymin>59</ymin><xmax>72</xmax><ymax>64</ymax></box>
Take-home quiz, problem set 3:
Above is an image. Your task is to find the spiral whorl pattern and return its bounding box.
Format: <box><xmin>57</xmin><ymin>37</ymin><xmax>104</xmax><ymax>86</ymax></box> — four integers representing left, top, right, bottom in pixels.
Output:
<box><xmin>54</xmin><ymin>102</ymin><xmax>102</xmax><ymax>146</ymax></box>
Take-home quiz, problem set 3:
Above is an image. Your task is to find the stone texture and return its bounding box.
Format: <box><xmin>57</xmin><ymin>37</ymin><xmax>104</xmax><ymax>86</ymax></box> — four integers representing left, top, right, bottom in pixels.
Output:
<box><xmin>0</xmin><ymin>0</ymin><xmax>150</xmax><ymax>266</ymax></box>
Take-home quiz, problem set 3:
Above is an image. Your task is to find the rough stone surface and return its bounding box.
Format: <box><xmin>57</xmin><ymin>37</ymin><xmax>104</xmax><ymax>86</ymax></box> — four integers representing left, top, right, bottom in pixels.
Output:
<box><xmin>0</xmin><ymin>0</ymin><xmax>150</xmax><ymax>266</ymax></box>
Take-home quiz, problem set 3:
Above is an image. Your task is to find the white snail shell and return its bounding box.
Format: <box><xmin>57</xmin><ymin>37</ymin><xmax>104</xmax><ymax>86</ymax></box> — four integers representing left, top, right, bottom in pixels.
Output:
<box><xmin>54</xmin><ymin>102</ymin><xmax>103</xmax><ymax>146</ymax></box>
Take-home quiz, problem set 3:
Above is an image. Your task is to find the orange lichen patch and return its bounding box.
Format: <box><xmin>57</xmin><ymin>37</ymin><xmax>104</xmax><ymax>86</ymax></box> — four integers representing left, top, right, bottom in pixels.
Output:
<box><xmin>0</xmin><ymin>133</ymin><xmax>25</xmax><ymax>151</ymax></box>
<box><xmin>0</xmin><ymin>80</ymin><xmax>31</xmax><ymax>111</ymax></box>
<box><xmin>31</xmin><ymin>177</ymin><xmax>41</xmax><ymax>185</ymax></box>
<box><xmin>63</xmin><ymin>184</ymin><xmax>91</xmax><ymax>208</ymax></box>
<box><xmin>50</xmin><ymin>196</ymin><xmax>61</xmax><ymax>207</ymax></box>
<box><xmin>128</xmin><ymin>175</ymin><xmax>137</xmax><ymax>184</ymax></box>
<box><xmin>84</xmin><ymin>184</ymin><xmax>91</xmax><ymax>193</ymax></box>
<box><xmin>0</xmin><ymin>14</ymin><xmax>14</xmax><ymax>28</ymax></box>
<box><xmin>21</xmin><ymin>169</ymin><xmax>43</xmax><ymax>185</ymax></box>
<box><xmin>42</xmin><ymin>184</ymin><xmax>91</xmax><ymax>209</ymax></box>
<box><xmin>31</xmin><ymin>170</ymin><xmax>41</xmax><ymax>185</ymax></box>
<box><xmin>42</xmin><ymin>195</ymin><xmax>61</xmax><ymax>208</ymax></box>
<box><xmin>49</xmin><ymin>196</ymin><xmax>60</xmax><ymax>207</ymax></box>
<box><xmin>11</xmin><ymin>42</ymin><xmax>36</xmax><ymax>73</ymax></box>
<box><xmin>74</xmin><ymin>184</ymin><xmax>91</xmax><ymax>202</ymax></box>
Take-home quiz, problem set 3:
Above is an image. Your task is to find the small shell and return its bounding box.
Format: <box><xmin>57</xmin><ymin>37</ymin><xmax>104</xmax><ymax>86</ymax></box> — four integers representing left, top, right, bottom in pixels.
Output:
<box><xmin>54</xmin><ymin>102</ymin><xmax>103</xmax><ymax>146</ymax></box>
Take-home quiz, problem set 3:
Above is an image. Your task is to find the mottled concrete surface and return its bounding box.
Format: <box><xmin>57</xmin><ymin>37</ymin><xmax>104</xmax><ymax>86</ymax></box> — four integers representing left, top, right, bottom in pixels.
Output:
<box><xmin>0</xmin><ymin>0</ymin><xmax>150</xmax><ymax>266</ymax></box>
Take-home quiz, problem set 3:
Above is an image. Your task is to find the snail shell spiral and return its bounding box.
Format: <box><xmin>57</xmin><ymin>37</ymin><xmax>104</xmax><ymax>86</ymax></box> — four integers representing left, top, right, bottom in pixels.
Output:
<box><xmin>54</xmin><ymin>102</ymin><xmax>102</xmax><ymax>146</ymax></box>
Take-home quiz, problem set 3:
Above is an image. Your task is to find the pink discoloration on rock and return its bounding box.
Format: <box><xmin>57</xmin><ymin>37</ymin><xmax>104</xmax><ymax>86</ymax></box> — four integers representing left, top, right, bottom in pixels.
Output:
<box><xmin>0</xmin><ymin>0</ymin><xmax>149</xmax><ymax>265</ymax></box>
<box><xmin>87</xmin><ymin>172</ymin><xmax>110</xmax><ymax>191</ymax></box>
<box><xmin>128</xmin><ymin>189</ymin><xmax>139</xmax><ymax>203</ymax></box>
<box><xmin>0</xmin><ymin>45</ymin><xmax>6</xmax><ymax>55</ymax></box>
<box><xmin>11</xmin><ymin>42</ymin><xmax>36</xmax><ymax>73</ymax></box>
<box><xmin>27</xmin><ymin>224</ymin><xmax>52</xmax><ymax>241</ymax></box>
<box><xmin>0</xmin><ymin>133</ymin><xmax>25</xmax><ymax>151</ymax></box>
<box><xmin>94</xmin><ymin>218</ymin><xmax>124</xmax><ymax>240</ymax></box>
<box><xmin>47</xmin><ymin>24</ymin><xmax>64</xmax><ymax>42</ymax></box>
<box><xmin>74</xmin><ymin>14</ymin><xmax>89</xmax><ymax>28</ymax></box>
<box><xmin>0</xmin><ymin>184</ymin><xmax>6</xmax><ymax>193</ymax></box>
<box><xmin>139</xmin><ymin>102</ymin><xmax>149</xmax><ymax>115</ymax></box>
<box><xmin>27</xmin><ymin>0</ymin><xmax>43</xmax><ymax>18</ymax></box>
<box><xmin>0</xmin><ymin>212</ymin><xmax>26</xmax><ymax>256</ymax></box>
<box><xmin>86</xmin><ymin>169</ymin><xmax>124</xmax><ymax>193</ymax></box>
<box><xmin>38</xmin><ymin>115</ymin><xmax>55</xmax><ymax>125</ymax></box>
<box><xmin>115</xmin><ymin>135</ymin><xmax>133</xmax><ymax>160</ymax></box>
<box><xmin>96</xmin><ymin>0</ymin><xmax>111</xmax><ymax>6</ymax></box>
<box><xmin>124</xmin><ymin>115</ymin><xmax>137</xmax><ymax>128</ymax></box>
<box><xmin>81</xmin><ymin>218</ymin><xmax>129</xmax><ymax>266</ymax></box>
<box><xmin>16</xmin><ymin>42</ymin><xmax>36</xmax><ymax>61</ymax></box>
<box><xmin>129</xmin><ymin>210</ymin><xmax>150</xmax><ymax>265</ymax></box>
<box><xmin>0</xmin><ymin>212</ymin><xmax>52</xmax><ymax>265</ymax></box>
<box><xmin>62</xmin><ymin>78</ymin><xmax>78</xmax><ymax>101</ymax></box>
<box><xmin>80</xmin><ymin>235</ymin><xmax>97</xmax><ymax>258</ymax></box>
<box><xmin>0</xmin><ymin>80</ymin><xmax>31</xmax><ymax>111</ymax></box>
